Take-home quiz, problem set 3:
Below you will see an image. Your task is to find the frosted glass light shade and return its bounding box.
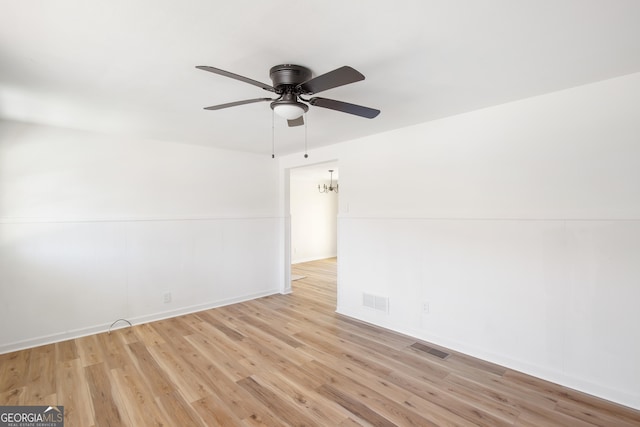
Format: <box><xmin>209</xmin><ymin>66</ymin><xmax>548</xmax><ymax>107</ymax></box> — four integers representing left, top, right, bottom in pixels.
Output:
<box><xmin>273</xmin><ymin>104</ymin><xmax>305</xmax><ymax>120</ymax></box>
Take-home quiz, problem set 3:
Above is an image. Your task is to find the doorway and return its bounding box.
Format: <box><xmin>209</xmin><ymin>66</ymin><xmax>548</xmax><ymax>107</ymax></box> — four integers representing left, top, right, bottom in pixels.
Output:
<box><xmin>288</xmin><ymin>162</ymin><xmax>339</xmax><ymax>298</ymax></box>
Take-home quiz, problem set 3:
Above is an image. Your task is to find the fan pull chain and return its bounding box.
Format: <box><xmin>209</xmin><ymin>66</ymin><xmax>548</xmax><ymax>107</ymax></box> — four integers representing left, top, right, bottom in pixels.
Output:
<box><xmin>271</xmin><ymin>110</ymin><xmax>275</xmax><ymax>159</ymax></box>
<box><xmin>304</xmin><ymin>112</ymin><xmax>308</xmax><ymax>158</ymax></box>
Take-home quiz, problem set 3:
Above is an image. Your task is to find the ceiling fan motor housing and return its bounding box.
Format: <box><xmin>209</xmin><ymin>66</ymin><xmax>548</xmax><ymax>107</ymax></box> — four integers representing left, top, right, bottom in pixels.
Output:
<box><xmin>269</xmin><ymin>64</ymin><xmax>312</xmax><ymax>92</ymax></box>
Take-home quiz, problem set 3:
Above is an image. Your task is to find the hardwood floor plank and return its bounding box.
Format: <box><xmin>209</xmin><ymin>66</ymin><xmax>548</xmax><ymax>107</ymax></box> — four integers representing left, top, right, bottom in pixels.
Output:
<box><xmin>0</xmin><ymin>387</ymin><xmax>25</xmax><ymax>405</ymax></box>
<box><xmin>298</xmin><ymin>345</ymin><xmax>477</xmax><ymax>426</ymax></box>
<box><xmin>151</xmin><ymin>316</ymin><xmax>196</xmax><ymax>345</ymax></box>
<box><xmin>213</xmin><ymin>309</ymin><xmax>311</xmax><ymax>367</ymax></box>
<box><xmin>56</xmin><ymin>358</ymin><xmax>95</xmax><ymax>427</ymax></box>
<box><xmin>132</xmin><ymin>322</ymin><xmax>166</xmax><ymax>347</ymax></box>
<box><xmin>145</xmin><ymin>342</ymin><xmax>216</xmax><ymax>403</ymax></box>
<box><xmin>338</xmin><ymin>416</ymin><xmax>370</xmax><ymax>427</ymax></box>
<box><xmin>294</xmin><ymin>331</ymin><xmax>394</xmax><ymax>378</ymax></box>
<box><xmin>238</xmin><ymin>375</ymin><xmax>320</xmax><ymax>426</ymax></box>
<box><xmin>2</xmin><ymin>257</ymin><xmax>639</xmax><ymax>426</ymax></box>
<box><xmin>304</xmin><ymin>337</ymin><xmax>498</xmax><ymax>427</ymax></box>
<box><xmin>239</xmin><ymin>314</ymin><xmax>304</xmax><ymax>348</ymax></box>
<box><xmin>336</xmin><ymin>315</ymin><xmax>417</xmax><ymax>349</ymax></box>
<box><xmin>127</xmin><ymin>341</ymin><xmax>175</xmax><ymax>397</ymax></box>
<box><xmin>317</xmin><ymin>383</ymin><xmax>398</xmax><ymax>427</ymax></box>
<box><xmin>515</xmin><ymin>405</ymin><xmax>599</xmax><ymax>427</ymax></box>
<box><xmin>76</xmin><ymin>334</ymin><xmax>104</xmax><ymax>367</ymax></box>
<box><xmin>306</xmin><ymin>360</ymin><xmax>440</xmax><ymax>427</ymax></box>
<box><xmin>114</xmin><ymin>327</ymin><xmax>139</xmax><ymax>345</ymax></box>
<box><xmin>0</xmin><ymin>348</ymin><xmax>30</xmax><ymax>393</ymax></box>
<box><xmin>383</xmin><ymin>368</ymin><xmax>514</xmax><ymax>426</ymax></box>
<box><xmin>554</xmin><ymin>398</ymin><xmax>640</xmax><ymax>427</ymax></box>
<box><xmin>446</xmin><ymin>352</ymin><xmax>508</xmax><ymax>376</ymax></box>
<box><xmin>197</xmin><ymin>310</ymin><xmax>245</xmax><ymax>338</ymax></box>
<box><xmin>156</xmin><ymin>390</ymin><xmax>206</xmax><ymax>427</ymax></box>
<box><xmin>192</xmin><ymin>394</ymin><xmax>245</xmax><ymax>427</ymax></box>
<box><xmin>184</xmin><ymin>330</ymin><xmax>255</xmax><ymax>383</ymax></box>
<box><xmin>295</xmin><ymin>327</ymin><xmax>449</xmax><ymax>386</ymax></box>
<box><xmin>235</xmin><ymin>300</ymin><xmax>306</xmax><ymax>336</ymax></box>
<box><xmin>23</xmin><ymin>344</ymin><xmax>56</xmax><ymax>404</ymax></box>
<box><xmin>210</xmin><ymin>378</ymin><xmax>279</xmax><ymax>425</ymax></box>
<box><xmin>188</xmin><ymin>318</ymin><xmax>251</xmax><ymax>367</ymax></box>
<box><xmin>109</xmin><ymin>361</ymin><xmax>170</xmax><ymax>427</ymax></box>
<box><xmin>435</xmin><ymin>376</ymin><xmax>521</xmax><ymax>424</ymax></box>
<box><xmin>85</xmin><ymin>363</ymin><xmax>126</xmax><ymax>427</ymax></box>
<box><xmin>504</xmin><ymin>370</ymin><xmax>640</xmax><ymax>425</ymax></box>
<box><xmin>95</xmin><ymin>332</ymin><xmax>131</xmax><ymax>371</ymax></box>
<box><xmin>401</xmin><ymin>394</ymin><xmax>481</xmax><ymax>427</ymax></box>
<box><xmin>55</xmin><ymin>339</ymin><xmax>78</xmax><ymax>362</ymax></box>
<box><xmin>444</xmin><ymin>370</ymin><xmax>575</xmax><ymax>427</ymax></box>
<box><xmin>255</xmin><ymin>367</ymin><xmax>361</xmax><ymax>426</ymax></box>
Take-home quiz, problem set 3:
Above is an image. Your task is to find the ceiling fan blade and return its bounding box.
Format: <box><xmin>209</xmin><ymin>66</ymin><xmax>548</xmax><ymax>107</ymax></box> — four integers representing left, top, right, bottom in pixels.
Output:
<box><xmin>287</xmin><ymin>117</ymin><xmax>305</xmax><ymax>127</ymax></box>
<box><xmin>196</xmin><ymin>66</ymin><xmax>275</xmax><ymax>92</ymax></box>
<box><xmin>297</xmin><ymin>66</ymin><xmax>365</xmax><ymax>95</ymax></box>
<box><xmin>309</xmin><ymin>97</ymin><xmax>380</xmax><ymax>119</ymax></box>
<box><xmin>204</xmin><ymin>98</ymin><xmax>273</xmax><ymax>110</ymax></box>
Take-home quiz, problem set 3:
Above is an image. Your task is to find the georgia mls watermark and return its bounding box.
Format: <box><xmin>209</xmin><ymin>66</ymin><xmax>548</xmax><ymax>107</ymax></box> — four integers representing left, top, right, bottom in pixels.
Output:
<box><xmin>0</xmin><ymin>406</ymin><xmax>64</xmax><ymax>427</ymax></box>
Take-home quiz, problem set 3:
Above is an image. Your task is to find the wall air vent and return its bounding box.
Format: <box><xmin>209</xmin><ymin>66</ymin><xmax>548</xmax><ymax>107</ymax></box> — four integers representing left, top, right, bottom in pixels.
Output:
<box><xmin>363</xmin><ymin>293</ymin><xmax>389</xmax><ymax>313</ymax></box>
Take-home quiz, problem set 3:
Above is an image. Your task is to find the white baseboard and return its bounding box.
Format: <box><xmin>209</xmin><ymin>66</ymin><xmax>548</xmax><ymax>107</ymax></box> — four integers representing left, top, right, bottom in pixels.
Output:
<box><xmin>292</xmin><ymin>254</ymin><xmax>337</xmax><ymax>264</ymax></box>
<box><xmin>0</xmin><ymin>289</ymin><xmax>280</xmax><ymax>355</ymax></box>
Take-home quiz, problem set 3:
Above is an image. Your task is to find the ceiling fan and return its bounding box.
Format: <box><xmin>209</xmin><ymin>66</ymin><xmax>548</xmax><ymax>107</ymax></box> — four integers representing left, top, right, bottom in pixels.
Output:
<box><xmin>196</xmin><ymin>64</ymin><xmax>380</xmax><ymax>127</ymax></box>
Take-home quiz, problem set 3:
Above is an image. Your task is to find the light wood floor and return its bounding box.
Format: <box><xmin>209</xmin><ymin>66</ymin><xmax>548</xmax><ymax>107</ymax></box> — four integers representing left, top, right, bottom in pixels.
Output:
<box><xmin>2</xmin><ymin>258</ymin><xmax>639</xmax><ymax>426</ymax></box>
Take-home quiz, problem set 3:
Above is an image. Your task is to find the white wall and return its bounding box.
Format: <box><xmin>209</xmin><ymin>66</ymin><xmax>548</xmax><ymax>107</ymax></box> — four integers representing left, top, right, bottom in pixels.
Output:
<box><xmin>0</xmin><ymin>121</ymin><xmax>280</xmax><ymax>353</ymax></box>
<box><xmin>279</xmin><ymin>72</ymin><xmax>640</xmax><ymax>409</ymax></box>
<box><xmin>290</xmin><ymin>171</ymin><xmax>338</xmax><ymax>263</ymax></box>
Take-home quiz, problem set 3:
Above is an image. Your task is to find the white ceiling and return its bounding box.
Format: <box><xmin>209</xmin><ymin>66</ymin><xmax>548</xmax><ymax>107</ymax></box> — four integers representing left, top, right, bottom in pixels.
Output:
<box><xmin>1</xmin><ymin>1</ymin><xmax>639</xmax><ymax>155</ymax></box>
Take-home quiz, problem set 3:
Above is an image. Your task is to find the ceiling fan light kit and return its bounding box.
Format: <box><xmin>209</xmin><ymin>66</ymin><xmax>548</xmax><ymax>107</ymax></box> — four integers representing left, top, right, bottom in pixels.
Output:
<box><xmin>270</xmin><ymin>92</ymin><xmax>309</xmax><ymax>120</ymax></box>
<box><xmin>272</xmin><ymin>103</ymin><xmax>306</xmax><ymax>119</ymax></box>
<box><xmin>272</xmin><ymin>103</ymin><xmax>306</xmax><ymax>120</ymax></box>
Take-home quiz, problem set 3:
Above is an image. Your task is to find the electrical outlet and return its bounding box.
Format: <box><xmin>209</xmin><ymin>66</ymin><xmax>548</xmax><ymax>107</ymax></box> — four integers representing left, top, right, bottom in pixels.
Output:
<box><xmin>163</xmin><ymin>292</ymin><xmax>172</xmax><ymax>304</ymax></box>
<box><xmin>422</xmin><ymin>302</ymin><xmax>430</xmax><ymax>314</ymax></box>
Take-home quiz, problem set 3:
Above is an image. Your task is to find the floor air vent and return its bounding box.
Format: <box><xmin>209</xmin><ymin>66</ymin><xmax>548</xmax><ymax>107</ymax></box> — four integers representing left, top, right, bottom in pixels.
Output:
<box><xmin>363</xmin><ymin>293</ymin><xmax>389</xmax><ymax>313</ymax></box>
<box><xmin>410</xmin><ymin>342</ymin><xmax>450</xmax><ymax>359</ymax></box>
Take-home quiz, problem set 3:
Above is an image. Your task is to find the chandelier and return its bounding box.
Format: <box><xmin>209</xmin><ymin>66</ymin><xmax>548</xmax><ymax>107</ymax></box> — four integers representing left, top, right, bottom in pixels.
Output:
<box><xmin>318</xmin><ymin>169</ymin><xmax>339</xmax><ymax>193</ymax></box>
